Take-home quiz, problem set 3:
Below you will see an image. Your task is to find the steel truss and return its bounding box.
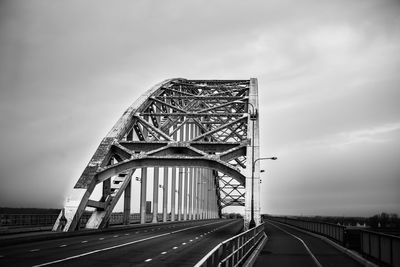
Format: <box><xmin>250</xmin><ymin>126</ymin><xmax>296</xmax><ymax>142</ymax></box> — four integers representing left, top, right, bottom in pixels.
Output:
<box><xmin>53</xmin><ymin>78</ymin><xmax>259</xmax><ymax>231</ymax></box>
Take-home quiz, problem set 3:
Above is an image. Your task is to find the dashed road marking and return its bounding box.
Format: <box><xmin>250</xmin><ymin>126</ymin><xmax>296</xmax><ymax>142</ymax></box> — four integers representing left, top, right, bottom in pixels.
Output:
<box><xmin>182</xmin><ymin>242</ymin><xmax>186</xmax><ymax>245</ymax></box>
<box><xmin>81</xmin><ymin>241</ymin><xmax>88</xmax><ymax>243</ymax></box>
<box><xmin>113</xmin><ymin>235</ymin><xmax>119</xmax><ymax>238</ymax></box>
<box><xmin>189</xmin><ymin>239</ymin><xmax>193</xmax><ymax>242</ymax></box>
<box><xmin>29</xmin><ymin>249</ymin><xmax>40</xmax><ymax>252</ymax></box>
<box><xmin>144</xmin><ymin>258</ymin><xmax>152</xmax><ymax>262</ymax></box>
<box><xmin>99</xmin><ymin>238</ymin><xmax>104</xmax><ymax>240</ymax></box>
<box><xmin>173</xmin><ymin>246</ymin><xmax>178</xmax><ymax>250</ymax></box>
<box><xmin>125</xmin><ymin>233</ymin><xmax>129</xmax><ymax>236</ymax></box>
<box><xmin>195</xmin><ymin>237</ymin><xmax>199</xmax><ymax>239</ymax></box>
<box><xmin>135</xmin><ymin>231</ymin><xmax>139</xmax><ymax>234</ymax></box>
<box><xmin>59</xmin><ymin>245</ymin><xmax>67</xmax><ymax>248</ymax></box>
<box><xmin>161</xmin><ymin>251</ymin><xmax>167</xmax><ymax>255</ymax></box>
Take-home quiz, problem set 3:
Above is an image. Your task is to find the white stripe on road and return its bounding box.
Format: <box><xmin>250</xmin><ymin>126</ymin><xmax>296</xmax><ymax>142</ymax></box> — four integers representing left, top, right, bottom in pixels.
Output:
<box><xmin>266</xmin><ymin>221</ymin><xmax>323</xmax><ymax>267</ymax></box>
<box><xmin>32</xmin><ymin>221</ymin><xmax>224</xmax><ymax>267</ymax></box>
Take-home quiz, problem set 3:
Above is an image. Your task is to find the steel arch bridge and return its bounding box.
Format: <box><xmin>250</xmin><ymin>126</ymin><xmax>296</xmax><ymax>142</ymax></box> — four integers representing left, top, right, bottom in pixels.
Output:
<box><xmin>53</xmin><ymin>78</ymin><xmax>261</xmax><ymax>232</ymax></box>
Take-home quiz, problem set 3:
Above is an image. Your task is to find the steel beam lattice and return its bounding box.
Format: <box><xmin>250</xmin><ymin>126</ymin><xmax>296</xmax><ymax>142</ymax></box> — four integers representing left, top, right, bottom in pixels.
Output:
<box><xmin>53</xmin><ymin>78</ymin><xmax>260</xmax><ymax>231</ymax></box>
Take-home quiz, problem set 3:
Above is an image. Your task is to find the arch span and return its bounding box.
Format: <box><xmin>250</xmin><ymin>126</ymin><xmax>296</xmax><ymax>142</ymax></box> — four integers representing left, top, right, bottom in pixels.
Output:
<box><xmin>53</xmin><ymin>78</ymin><xmax>259</xmax><ymax>232</ymax></box>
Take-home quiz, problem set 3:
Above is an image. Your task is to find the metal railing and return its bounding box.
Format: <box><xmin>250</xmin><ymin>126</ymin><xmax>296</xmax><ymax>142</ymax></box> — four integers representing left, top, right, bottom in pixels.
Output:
<box><xmin>360</xmin><ymin>230</ymin><xmax>400</xmax><ymax>267</ymax></box>
<box><xmin>0</xmin><ymin>214</ymin><xmax>59</xmax><ymax>227</ymax></box>
<box><xmin>195</xmin><ymin>223</ymin><xmax>265</xmax><ymax>267</ymax></box>
<box><xmin>268</xmin><ymin>216</ymin><xmax>346</xmax><ymax>244</ymax></box>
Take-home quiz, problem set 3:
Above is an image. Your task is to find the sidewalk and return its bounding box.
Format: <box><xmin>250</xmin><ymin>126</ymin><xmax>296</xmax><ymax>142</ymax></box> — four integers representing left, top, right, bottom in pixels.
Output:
<box><xmin>254</xmin><ymin>220</ymin><xmax>363</xmax><ymax>267</ymax></box>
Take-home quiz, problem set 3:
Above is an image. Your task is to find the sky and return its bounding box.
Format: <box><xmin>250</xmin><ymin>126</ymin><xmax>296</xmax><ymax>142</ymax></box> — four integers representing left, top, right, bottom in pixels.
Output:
<box><xmin>0</xmin><ymin>0</ymin><xmax>399</xmax><ymax>217</ymax></box>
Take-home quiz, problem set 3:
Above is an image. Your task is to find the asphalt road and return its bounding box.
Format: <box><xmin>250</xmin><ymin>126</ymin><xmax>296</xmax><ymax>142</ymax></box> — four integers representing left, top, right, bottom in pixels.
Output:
<box><xmin>254</xmin><ymin>220</ymin><xmax>363</xmax><ymax>267</ymax></box>
<box><xmin>0</xmin><ymin>219</ymin><xmax>243</xmax><ymax>267</ymax></box>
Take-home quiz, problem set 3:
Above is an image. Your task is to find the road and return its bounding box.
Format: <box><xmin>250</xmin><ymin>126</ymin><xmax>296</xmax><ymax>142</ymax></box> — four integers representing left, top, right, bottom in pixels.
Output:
<box><xmin>0</xmin><ymin>219</ymin><xmax>243</xmax><ymax>267</ymax></box>
<box><xmin>254</xmin><ymin>220</ymin><xmax>363</xmax><ymax>267</ymax></box>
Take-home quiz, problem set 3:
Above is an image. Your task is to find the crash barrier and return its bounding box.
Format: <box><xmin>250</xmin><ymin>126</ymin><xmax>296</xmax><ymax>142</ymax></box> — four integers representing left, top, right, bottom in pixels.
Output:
<box><xmin>1</xmin><ymin>213</ymin><xmax>174</xmax><ymax>228</ymax></box>
<box><xmin>268</xmin><ymin>216</ymin><xmax>400</xmax><ymax>267</ymax></box>
<box><xmin>361</xmin><ymin>230</ymin><xmax>400</xmax><ymax>267</ymax></box>
<box><xmin>195</xmin><ymin>223</ymin><xmax>265</xmax><ymax>267</ymax></box>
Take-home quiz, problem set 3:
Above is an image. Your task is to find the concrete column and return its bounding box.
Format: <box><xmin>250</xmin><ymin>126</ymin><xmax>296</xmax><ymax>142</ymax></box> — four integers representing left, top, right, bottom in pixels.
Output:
<box><xmin>123</xmin><ymin>179</ymin><xmax>131</xmax><ymax>225</ymax></box>
<box><xmin>193</xmin><ymin>168</ymin><xmax>198</xmax><ymax>219</ymax></box>
<box><xmin>152</xmin><ymin>167</ymin><xmax>159</xmax><ymax>223</ymax></box>
<box><xmin>171</xmin><ymin>127</ymin><xmax>177</xmax><ymax>222</ymax></box>
<box><xmin>171</xmin><ymin>167</ymin><xmax>176</xmax><ymax>221</ymax></box>
<box><xmin>140</xmin><ymin>168</ymin><xmax>147</xmax><ymax>224</ymax></box>
<box><xmin>162</xmin><ymin>167</ymin><xmax>168</xmax><ymax>222</ymax></box>
<box><xmin>188</xmin><ymin>168</ymin><xmax>193</xmax><ymax>220</ymax></box>
<box><xmin>178</xmin><ymin>168</ymin><xmax>183</xmax><ymax>221</ymax></box>
<box><xmin>188</xmin><ymin>123</ymin><xmax>194</xmax><ymax>220</ymax></box>
<box><xmin>245</xmin><ymin>78</ymin><xmax>260</xmax><ymax>229</ymax></box>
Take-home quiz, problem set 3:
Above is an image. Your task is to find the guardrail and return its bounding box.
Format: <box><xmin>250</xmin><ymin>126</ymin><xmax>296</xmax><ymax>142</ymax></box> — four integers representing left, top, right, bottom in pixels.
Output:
<box><xmin>1</xmin><ymin>213</ymin><xmax>179</xmax><ymax>228</ymax></box>
<box><xmin>268</xmin><ymin>216</ymin><xmax>345</xmax><ymax>244</ymax></box>
<box><xmin>0</xmin><ymin>214</ymin><xmax>59</xmax><ymax>227</ymax></box>
<box><xmin>195</xmin><ymin>223</ymin><xmax>265</xmax><ymax>267</ymax></box>
<box><xmin>361</xmin><ymin>230</ymin><xmax>400</xmax><ymax>267</ymax></box>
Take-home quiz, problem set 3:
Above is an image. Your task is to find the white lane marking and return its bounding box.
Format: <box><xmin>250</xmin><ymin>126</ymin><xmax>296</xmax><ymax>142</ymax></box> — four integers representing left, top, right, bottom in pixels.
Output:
<box><xmin>113</xmin><ymin>235</ymin><xmax>119</xmax><ymax>237</ymax></box>
<box><xmin>195</xmin><ymin>237</ymin><xmax>199</xmax><ymax>239</ymax></box>
<box><xmin>189</xmin><ymin>240</ymin><xmax>193</xmax><ymax>242</ymax></box>
<box><xmin>161</xmin><ymin>251</ymin><xmax>167</xmax><ymax>254</ymax></box>
<box><xmin>99</xmin><ymin>238</ymin><xmax>104</xmax><ymax>240</ymax></box>
<box><xmin>32</xmin><ymin>221</ymin><xmax>223</xmax><ymax>267</ymax></box>
<box><xmin>59</xmin><ymin>245</ymin><xmax>67</xmax><ymax>248</ymax></box>
<box><xmin>32</xmin><ymin>232</ymin><xmax>170</xmax><ymax>267</ymax></box>
<box><xmin>81</xmin><ymin>241</ymin><xmax>88</xmax><ymax>243</ymax></box>
<box><xmin>29</xmin><ymin>249</ymin><xmax>40</xmax><ymax>252</ymax></box>
<box><xmin>267</xmin><ymin>221</ymin><xmax>323</xmax><ymax>267</ymax></box>
<box><xmin>135</xmin><ymin>231</ymin><xmax>139</xmax><ymax>234</ymax></box>
<box><xmin>125</xmin><ymin>233</ymin><xmax>129</xmax><ymax>236</ymax></box>
<box><xmin>144</xmin><ymin>259</ymin><xmax>152</xmax><ymax>262</ymax></box>
<box><xmin>182</xmin><ymin>242</ymin><xmax>186</xmax><ymax>245</ymax></box>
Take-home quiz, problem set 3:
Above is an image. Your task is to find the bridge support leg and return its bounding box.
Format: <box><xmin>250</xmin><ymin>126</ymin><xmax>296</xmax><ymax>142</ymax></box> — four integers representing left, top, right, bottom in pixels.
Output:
<box><xmin>162</xmin><ymin>167</ymin><xmax>168</xmax><ymax>222</ymax></box>
<box><xmin>140</xmin><ymin>168</ymin><xmax>147</xmax><ymax>224</ymax></box>
<box><xmin>245</xmin><ymin>78</ymin><xmax>260</xmax><ymax>229</ymax></box>
<box><xmin>171</xmin><ymin>167</ymin><xmax>176</xmax><ymax>221</ymax></box>
<box><xmin>188</xmin><ymin>167</ymin><xmax>193</xmax><ymax>220</ymax></box>
<box><xmin>152</xmin><ymin>167</ymin><xmax>159</xmax><ymax>223</ymax></box>
<box><xmin>123</xmin><ymin>179</ymin><xmax>131</xmax><ymax>225</ymax></box>
<box><xmin>183</xmin><ymin>167</ymin><xmax>188</xmax><ymax>220</ymax></box>
<box><xmin>178</xmin><ymin>168</ymin><xmax>182</xmax><ymax>221</ymax></box>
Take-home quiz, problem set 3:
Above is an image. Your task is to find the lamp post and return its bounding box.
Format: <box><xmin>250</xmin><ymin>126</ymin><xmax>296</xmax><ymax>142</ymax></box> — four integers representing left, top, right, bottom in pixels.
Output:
<box><xmin>232</xmin><ymin>100</ymin><xmax>277</xmax><ymax>228</ymax></box>
<box><xmin>249</xmin><ymin>156</ymin><xmax>277</xmax><ymax>228</ymax></box>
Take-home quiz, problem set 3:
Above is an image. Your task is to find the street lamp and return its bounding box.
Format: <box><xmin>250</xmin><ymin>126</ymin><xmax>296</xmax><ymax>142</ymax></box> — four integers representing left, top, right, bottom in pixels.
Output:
<box><xmin>232</xmin><ymin>100</ymin><xmax>277</xmax><ymax>228</ymax></box>
<box><xmin>249</xmin><ymin>156</ymin><xmax>277</xmax><ymax>228</ymax></box>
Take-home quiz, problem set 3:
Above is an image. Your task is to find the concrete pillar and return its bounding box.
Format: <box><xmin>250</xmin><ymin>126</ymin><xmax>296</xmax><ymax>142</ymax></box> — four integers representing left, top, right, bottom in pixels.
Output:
<box><xmin>188</xmin><ymin>168</ymin><xmax>193</xmax><ymax>220</ymax></box>
<box><xmin>140</xmin><ymin>168</ymin><xmax>147</xmax><ymax>224</ymax></box>
<box><xmin>178</xmin><ymin>168</ymin><xmax>183</xmax><ymax>221</ymax></box>
<box><xmin>162</xmin><ymin>167</ymin><xmax>168</xmax><ymax>222</ymax></box>
<box><xmin>189</xmin><ymin>123</ymin><xmax>194</xmax><ymax>220</ymax></box>
<box><xmin>123</xmin><ymin>179</ymin><xmax>131</xmax><ymax>225</ymax></box>
<box><xmin>152</xmin><ymin>167</ymin><xmax>159</xmax><ymax>223</ymax></box>
<box><xmin>245</xmin><ymin>78</ymin><xmax>260</xmax><ymax>229</ymax></box>
<box><xmin>171</xmin><ymin>167</ymin><xmax>176</xmax><ymax>221</ymax></box>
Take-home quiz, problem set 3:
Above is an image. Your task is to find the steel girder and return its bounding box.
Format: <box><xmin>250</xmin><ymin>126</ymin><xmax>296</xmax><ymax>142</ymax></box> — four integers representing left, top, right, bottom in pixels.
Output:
<box><xmin>53</xmin><ymin>78</ymin><xmax>258</xmax><ymax>232</ymax></box>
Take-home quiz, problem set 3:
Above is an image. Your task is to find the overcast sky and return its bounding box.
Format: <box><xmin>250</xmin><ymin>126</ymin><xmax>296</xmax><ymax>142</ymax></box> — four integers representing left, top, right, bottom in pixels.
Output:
<box><xmin>0</xmin><ymin>0</ymin><xmax>399</xmax><ymax>217</ymax></box>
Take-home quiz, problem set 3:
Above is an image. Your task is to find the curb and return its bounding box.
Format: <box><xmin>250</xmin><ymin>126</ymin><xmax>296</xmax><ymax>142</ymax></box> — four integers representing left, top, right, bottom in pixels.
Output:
<box><xmin>267</xmin><ymin>219</ymin><xmax>378</xmax><ymax>267</ymax></box>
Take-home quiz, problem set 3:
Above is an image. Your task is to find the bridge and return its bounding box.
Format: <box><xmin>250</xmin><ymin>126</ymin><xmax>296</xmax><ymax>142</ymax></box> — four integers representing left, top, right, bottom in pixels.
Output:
<box><xmin>1</xmin><ymin>78</ymin><xmax>396</xmax><ymax>266</ymax></box>
<box><xmin>52</xmin><ymin>78</ymin><xmax>262</xmax><ymax>232</ymax></box>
